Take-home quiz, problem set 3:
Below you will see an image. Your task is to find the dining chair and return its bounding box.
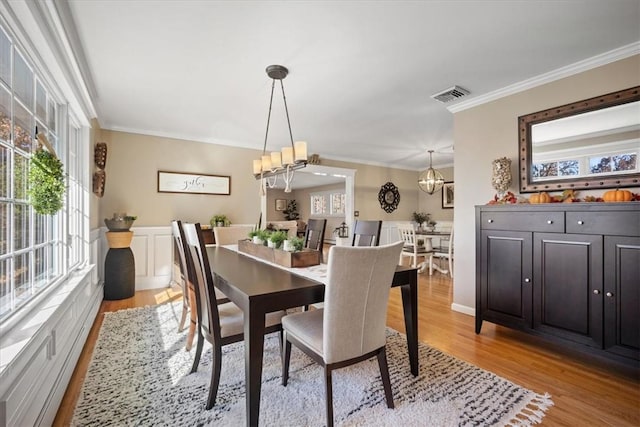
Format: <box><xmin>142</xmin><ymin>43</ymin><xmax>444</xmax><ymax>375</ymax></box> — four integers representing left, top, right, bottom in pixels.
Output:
<box><xmin>351</xmin><ymin>219</ymin><xmax>382</xmax><ymax>246</ymax></box>
<box><xmin>170</xmin><ymin>220</ymin><xmax>191</xmax><ymax>336</ymax></box>
<box><xmin>213</xmin><ymin>224</ymin><xmax>254</xmax><ymax>245</ymax></box>
<box><xmin>267</xmin><ymin>220</ymin><xmax>298</xmax><ymax>237</ymax></box>
<box><xmin>397</xmin><ymin>222</ymin><xmax>432</xmax><ymax>269</ymax></box>
<box><xmin>429</xmin><ymin>227</ymin><xmax>454</xmax><ymax>278</ymax></box>
<box><xmin>281</xmin><ymin>241</ymin><xmax>404</xmax><ymax>427</ymax></box>
<box><xmin>304</xmin><ymin>218</ymin><xmax>327</xmax><ymax>256</ymax></box>
<box><xmin>182</xmin><ymin>222</ymin><xmax>285</xmax><ymax>410</ymax></box>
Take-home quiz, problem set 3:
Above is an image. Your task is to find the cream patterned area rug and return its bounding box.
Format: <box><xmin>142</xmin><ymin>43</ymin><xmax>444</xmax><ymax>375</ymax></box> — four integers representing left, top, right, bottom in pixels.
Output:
<box><xmin>72</xmin><ymin>302</ymin><xmax>552</xmax><ymax>426</ymax></box>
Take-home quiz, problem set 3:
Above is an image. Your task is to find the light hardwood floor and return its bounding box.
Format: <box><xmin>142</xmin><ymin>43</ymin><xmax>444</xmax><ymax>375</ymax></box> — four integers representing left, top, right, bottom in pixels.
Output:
<box><xmin>54</xmin><ymin>269</ymin><xmax>639</xmax><ymax>426</ymax></box>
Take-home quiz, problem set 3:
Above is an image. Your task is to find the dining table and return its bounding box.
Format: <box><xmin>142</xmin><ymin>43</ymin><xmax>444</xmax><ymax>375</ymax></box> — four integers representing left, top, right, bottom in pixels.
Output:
<box><xmin>205</xmin><ymin>245</ymin><xmax>419</xmax><ymax>427</ymax></box>
<box><xmin>415</xmin><ymin>230</ymin><xmax>451</xmax><ymax>274</ymax></box>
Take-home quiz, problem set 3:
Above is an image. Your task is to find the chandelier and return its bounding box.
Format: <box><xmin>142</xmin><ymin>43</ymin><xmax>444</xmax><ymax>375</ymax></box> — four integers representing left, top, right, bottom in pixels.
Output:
<box><xmin>252</xmin><ymin>65</ymin><xmax>307</xmax><ymax>193</ymax></box>
<box><xmin>418</xmin><ymin>150</ymin><xmax>445</xmax><ymax>194</ymax></box>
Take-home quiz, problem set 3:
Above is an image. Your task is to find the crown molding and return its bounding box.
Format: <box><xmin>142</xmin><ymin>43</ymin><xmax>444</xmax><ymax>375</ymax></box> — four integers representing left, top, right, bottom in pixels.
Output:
<box><xmin>448</xmin><ymin>41</ymin><xmax>640</xmax><ymax>113</ymax></box>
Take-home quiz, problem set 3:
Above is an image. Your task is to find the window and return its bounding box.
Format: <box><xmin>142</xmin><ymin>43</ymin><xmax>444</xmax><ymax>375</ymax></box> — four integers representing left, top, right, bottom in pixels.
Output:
<box><xmin>0</xmin><ymin>23</ymin><xmax>86</xmax><ymax>321</ymax></box>
<box><xmin>310</xmin><ymin>190</ymin><xmax>346</xmax><ymax>217</ymax></box>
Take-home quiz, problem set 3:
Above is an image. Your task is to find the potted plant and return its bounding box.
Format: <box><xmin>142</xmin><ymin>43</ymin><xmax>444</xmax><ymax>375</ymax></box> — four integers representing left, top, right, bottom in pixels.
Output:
<box><xmin>210</xmin><ymin>214</ymin><xmax>230</xmax><ymax>227</ymax></box>
<box><xmin>253</xmin><ymin>229</ymin><xmax>270</xmax><ymax>246</ymax></box>
<box><xmin>104</xmin><ymin>213</ymin><xmax>137</xmax><ymax>231</ymax></box>
<box><xmin>412</xmin><ymin>212</ymin><xmax>429</xmax><ymax>228</ymax></box>
<box><xmin>282</xmin><ymin>200</ymin><xmax>300</xmax><ymax>221</ymax></box>
<box><xmin>284</xmin><ymin>236</ymin><xmax>304</xmax><ymax>252</ymax></box>
<box><xmin>268</xmin><ymin>230</ymin><xmax>287</xmax><ymax>249</ymax></box>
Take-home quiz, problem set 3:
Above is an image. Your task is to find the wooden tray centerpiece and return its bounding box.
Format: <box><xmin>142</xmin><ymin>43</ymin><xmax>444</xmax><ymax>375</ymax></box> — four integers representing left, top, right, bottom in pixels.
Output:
<box><xmin>238</xmin><ymin>239</ymin><xmax>321</xmax><ymax>268</ymax></box>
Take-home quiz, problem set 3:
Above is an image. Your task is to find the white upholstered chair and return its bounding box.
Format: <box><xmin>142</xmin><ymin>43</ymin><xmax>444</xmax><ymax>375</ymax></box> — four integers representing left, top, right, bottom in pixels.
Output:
<box><xmin>397</xmin><ymin>222</ymin><xmax>432</xmax><ymax>269</ymax></box>
<box><xmin>281</xmin><ymin>242</ymin><xmax>404</xmax><ymax>426</ymax></box>
<box><xmin>267</xmin><ymin>220</ymin><xmax>298</xmax><ymax>237</ymax></box>
<box><xmin>213</xmin><ymin>224</ymin><xmax>254</xmax><ymax>246</ymax></box>
<box><xmin>182</xmin><ymin>222</ymin><xmax>285</xmax><ymax>410</ymax></box>
<box><xmin>429</xmin><ymin>227</ymin><xmax>454</xmax><ymax>277</ymax></box>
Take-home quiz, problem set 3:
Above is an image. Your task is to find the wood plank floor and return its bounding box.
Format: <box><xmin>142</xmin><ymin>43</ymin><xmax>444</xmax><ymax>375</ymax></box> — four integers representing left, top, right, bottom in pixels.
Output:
<box><xmin>54</xmin><ymin>270</ymin><xmax>639</xmax><ymax>426</ymax></box>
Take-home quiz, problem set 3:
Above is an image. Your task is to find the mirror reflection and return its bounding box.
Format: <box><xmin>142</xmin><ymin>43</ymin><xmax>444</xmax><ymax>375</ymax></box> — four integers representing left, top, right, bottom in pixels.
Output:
<box><xmin>519</xmin><ymin>86</ymin><xmax>640</xmax><ymax>192</ymax></box>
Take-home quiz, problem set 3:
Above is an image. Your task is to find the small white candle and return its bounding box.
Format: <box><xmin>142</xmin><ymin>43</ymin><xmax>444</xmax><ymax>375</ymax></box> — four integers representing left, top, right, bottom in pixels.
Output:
<box><xmin>294</xmin><ymin>141</ymin><xmax>307</xmax><ymax>162</ymax></box>
<box><xmin>253</xmin><ymin>159</ymin><xmax>262</xmax><ymax>174</ymax></box>
<box><xmin>261</xmin><ymin>154</ymin><xmax>272</xmax><ymax>171</ymax></box>
<box><xmin>271</xmin><ymin>151</ymin><xmax>282</xmax><ymax>169</ymax></box>
<box><xmin>282</xmin><ymin>146</ymin><xmax>294</xmax><ymax>165</ymax></box>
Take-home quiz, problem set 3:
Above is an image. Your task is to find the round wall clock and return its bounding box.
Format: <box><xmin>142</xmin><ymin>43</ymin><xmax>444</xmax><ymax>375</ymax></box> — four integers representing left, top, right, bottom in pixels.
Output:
<box><xmin>378</xmin><ymin>181</ymin><xmax>400</xmax><ymax>213</ymax></box>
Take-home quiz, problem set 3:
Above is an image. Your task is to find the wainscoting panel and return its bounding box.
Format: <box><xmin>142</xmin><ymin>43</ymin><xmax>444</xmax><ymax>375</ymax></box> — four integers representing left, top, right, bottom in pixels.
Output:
<box><xmin>126</xmin><ymin>226</ymin><xmax>173</xmax><ymax>291</ymax></box>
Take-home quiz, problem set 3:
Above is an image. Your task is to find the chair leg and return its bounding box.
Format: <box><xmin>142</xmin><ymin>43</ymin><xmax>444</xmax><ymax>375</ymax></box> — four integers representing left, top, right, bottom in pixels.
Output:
<box><xmin>282</xmin><ymin>333</ymin><xmax>291</xmax><ymax>386</ymax></box>
<box><xmin>325</xmin><ymin>366</ymin><xmax>334</xmax><ymax>427</ymax></box>
<box><xmin>377</xmin><ymin>347</ymin><xmax>394</xmax><ymax>409</ymax></box>
<box><xmin>206</xmin><ymin>345</ymin><xmax>222</xmax><ymax>410</ymax></box>
<box><xmin>190</xmin><ymin>330</ymin><xmax>204</xmax><ymax>374</ymax></box>
<box><xmin>429</xmin><ymin>254</ymin><xmax>434</xmax><ymax>275</ymax></box>
<box><xmin>185</xmin><ymin>288</ymin><xmax>197</xmax><ymax>351</ymax></box>
<box><xmin>178</xmin><ymin>299</ymin><xmax>188</xmax><ymax>332</ymax></box>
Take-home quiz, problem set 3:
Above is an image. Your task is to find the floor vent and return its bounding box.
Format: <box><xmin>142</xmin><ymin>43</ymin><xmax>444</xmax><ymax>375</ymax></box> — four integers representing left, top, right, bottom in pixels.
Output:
<box><xmin>431</xmin><ymin>86</ymin><xmax>470</xmax><ymax>103</ymax></box>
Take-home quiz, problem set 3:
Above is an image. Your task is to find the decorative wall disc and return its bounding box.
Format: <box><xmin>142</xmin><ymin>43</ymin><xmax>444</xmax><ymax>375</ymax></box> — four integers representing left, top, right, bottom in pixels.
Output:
<box><xmin>378</xmin><ymin>181</ymin><xmax>400</xmax><ymax>213</ymax></box>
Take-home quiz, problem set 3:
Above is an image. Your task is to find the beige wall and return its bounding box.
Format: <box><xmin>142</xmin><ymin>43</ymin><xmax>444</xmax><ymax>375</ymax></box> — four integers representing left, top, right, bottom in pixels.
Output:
<box><xmin>453</xmin><ymin>55</ymin><xmax>640</xmax><ymax>311</ymax></box>
<box><xmin>98</xmin><ymin>130</ymin><xmax>262</xmax><ymax>226</ymax></box>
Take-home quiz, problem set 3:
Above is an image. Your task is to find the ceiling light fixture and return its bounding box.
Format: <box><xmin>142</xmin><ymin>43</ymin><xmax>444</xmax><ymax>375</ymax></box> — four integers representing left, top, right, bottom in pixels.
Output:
<box><xmin>252</xmin><ymin>65</ymin><xmax>307</xmax><ymax>193</ymax></box>
<box><xmin>418</xmin><ymin>150</ymin><xmax>445</xmax><ymax>194</ymax></box>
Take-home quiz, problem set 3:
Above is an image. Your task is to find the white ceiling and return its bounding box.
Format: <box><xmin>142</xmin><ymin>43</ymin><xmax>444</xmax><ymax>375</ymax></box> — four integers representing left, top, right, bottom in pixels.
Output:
<box><xmin>59</xmin><ymin>0</ymin><xmax>640</xmax><ymax>170</ymax></box>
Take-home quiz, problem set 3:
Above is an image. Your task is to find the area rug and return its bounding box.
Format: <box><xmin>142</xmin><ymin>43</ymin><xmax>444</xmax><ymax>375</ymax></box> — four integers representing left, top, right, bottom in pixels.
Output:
<box><xmin>72</xmin><ymin>302</ymin><xmax>552</xmax><ymax>426</ymax></box>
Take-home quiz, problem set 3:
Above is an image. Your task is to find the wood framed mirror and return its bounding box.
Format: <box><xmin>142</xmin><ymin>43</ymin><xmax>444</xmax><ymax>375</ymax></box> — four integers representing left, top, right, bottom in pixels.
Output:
<box><xmin>518</xmin><ymin>86</ymin><xmax>640</xmax><ymax>192</ymax></box>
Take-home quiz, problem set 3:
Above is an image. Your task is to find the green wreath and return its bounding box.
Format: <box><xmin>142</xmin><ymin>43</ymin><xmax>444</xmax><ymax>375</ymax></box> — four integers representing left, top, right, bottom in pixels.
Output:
<box><xmin>28</xmin><ymin>149</ymin><xmax>65</xmax><ymax>215</ymax></box>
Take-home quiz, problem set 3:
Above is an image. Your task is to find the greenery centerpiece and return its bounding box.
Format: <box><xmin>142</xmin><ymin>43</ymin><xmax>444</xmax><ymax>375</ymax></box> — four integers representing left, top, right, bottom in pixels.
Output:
<box><xmin>268</xmin><ymin>230</ymin><xmax>287</xmax><ymax>249</ymax></box>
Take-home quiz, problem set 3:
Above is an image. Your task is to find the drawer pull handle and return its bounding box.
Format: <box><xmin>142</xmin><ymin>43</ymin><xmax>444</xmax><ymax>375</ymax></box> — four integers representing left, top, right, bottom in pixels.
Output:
<box><xmin>524</xmin><ymin>278</ymin><xmax>531</xmax><ymax>283</ymax></box>
<box><xmin>487</xmin><ymin>219</ymin><xmax>493</xmax><ymax>223</ymax></box>
<box><xmin>606</xmin><ymin>292</ymin><xmax>614</xmax><ymax>298</ymax></box>
<box><xmin>577</xmin><ymin>220</ymin><xmax>584</xmax><ymax>225</ymax></box>
<box><xmin>547</xmin><ymin>220</ymin><xmax>553</xmax><ymax>224</ymax></box>
<box><xmin>593</xmin><ymin>289</ymin><xmax>600</xmax><ymax>295</ymax></box>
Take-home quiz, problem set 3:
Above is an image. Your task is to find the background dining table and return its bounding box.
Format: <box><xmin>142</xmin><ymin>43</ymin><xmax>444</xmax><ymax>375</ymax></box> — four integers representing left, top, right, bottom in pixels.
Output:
<box><xmin>206</xmin><ymin>245</ymin><xmax>418</xmax><ymax>427</ymax></box>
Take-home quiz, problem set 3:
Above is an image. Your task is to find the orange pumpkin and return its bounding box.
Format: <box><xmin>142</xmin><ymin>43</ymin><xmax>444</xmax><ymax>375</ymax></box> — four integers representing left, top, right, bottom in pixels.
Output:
<box><xmin>603</xmin><ymin>189</ymin><xmax>633</xmax><ymax>202</ymax></box>
<box><xmin>529</xmin><ymin>192</ymin><xmax>551</xmax><ymax>204</ymax></box>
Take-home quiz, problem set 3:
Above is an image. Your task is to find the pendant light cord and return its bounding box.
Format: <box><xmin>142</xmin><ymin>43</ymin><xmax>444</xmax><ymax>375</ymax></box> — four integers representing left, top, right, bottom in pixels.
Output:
<box><xmin>262</xmin><ymin>78</ymin><xmax>296</xmax><ymax>157</ymax></box>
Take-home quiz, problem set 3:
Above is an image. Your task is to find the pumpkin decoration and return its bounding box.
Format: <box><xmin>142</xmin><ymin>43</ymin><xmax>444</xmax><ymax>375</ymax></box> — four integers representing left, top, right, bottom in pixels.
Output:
<box><xmin>603</xmin><ymin>189</ymin><xmax>633</xmax><ymax>202</ymax></box>
<box><xmin>529</xmin><ymin>192</ymin><xmax>551</xmax><ymax>204</ymax></box>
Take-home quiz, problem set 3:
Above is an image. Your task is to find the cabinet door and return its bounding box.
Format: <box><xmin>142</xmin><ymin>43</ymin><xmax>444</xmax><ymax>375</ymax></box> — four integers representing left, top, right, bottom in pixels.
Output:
<box><xmin>533</xmin><ymin>233</ymin><xmax>603</xmax><ymax>348</ymax></box>
<box><xmin>604</xmin><ymin>236</ymin><xmax>640</xmax><ymax>360</ymax></box>
<box><xmin>479</xmin><ymin>230</ymin><xmax>533</xmax><ymax>331</ymax></box>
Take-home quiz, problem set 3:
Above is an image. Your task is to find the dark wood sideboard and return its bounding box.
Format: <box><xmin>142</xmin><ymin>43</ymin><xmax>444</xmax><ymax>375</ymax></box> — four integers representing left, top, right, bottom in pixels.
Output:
<box><xmin>475</xmin><ymin>203</ymin><xmax>640</xmax><ymax>365</ymax></box>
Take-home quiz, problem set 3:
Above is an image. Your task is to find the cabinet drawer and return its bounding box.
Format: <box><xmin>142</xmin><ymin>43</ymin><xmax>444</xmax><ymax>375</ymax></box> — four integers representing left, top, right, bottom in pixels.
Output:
<box><xmin>480</xmin><ymin>211</ymin><xmax>564</xmax><ymax>232</ymax></box>
<box><xmin>566</xmin><ymin>211</ymin><xmax>640</xmax><ymax>236</ymax></box>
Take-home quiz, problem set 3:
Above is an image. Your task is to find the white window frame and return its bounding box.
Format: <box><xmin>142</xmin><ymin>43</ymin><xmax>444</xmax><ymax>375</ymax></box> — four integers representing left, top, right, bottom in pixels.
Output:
<box><xmin>309</xmin><ymin>189</ymin><xmax>346</xmax><ymax>218</ymax></box>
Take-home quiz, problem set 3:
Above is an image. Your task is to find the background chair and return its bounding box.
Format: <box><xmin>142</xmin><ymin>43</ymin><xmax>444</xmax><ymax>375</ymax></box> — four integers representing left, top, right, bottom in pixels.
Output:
<box><xmin>182</xmin><ymin>222</ymin><xmax>284</xmax><ymax>409</ymax></box>
<box><xmin>267</xmin><ymin>220</ymin><xmax>298</xmax><ymax>237</ymax></box>
<box><xmin>213</xmin><ymin>224</ymin><xmax>254</xmax><ymax>246</ymax></box>
<box><xmin>351</xmin><ymin>220</ymin><xmax>382</xmax><ymax>246</ymax></box>
<box><xmin>397</xmin><ymin>222</ymin><xmax>432</xmax><ymax>269</ymax></box>
<box><xmin>429</xmin><ymin>228</ymin><xmax>454</xmax><ymax>277</ymax></box>
<box><xmin>281</xmin><ymin>242</ymin><xmax>404</xmax><ymax>427</ymax></box>
<box><xmin>304</xmin><ymin>218</ymin><xmax>327</xmax><ymax>256</ymax></box>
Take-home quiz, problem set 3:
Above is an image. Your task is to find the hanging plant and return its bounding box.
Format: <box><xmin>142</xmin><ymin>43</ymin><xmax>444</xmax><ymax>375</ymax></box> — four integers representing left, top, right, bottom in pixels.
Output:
<box><xmin>28</xmin><ymin>148</ymin><xmax>65</xmax><ymax>215</ymax></box>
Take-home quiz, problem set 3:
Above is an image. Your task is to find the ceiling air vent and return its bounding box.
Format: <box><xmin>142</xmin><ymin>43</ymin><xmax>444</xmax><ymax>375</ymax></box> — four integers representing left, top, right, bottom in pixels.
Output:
<box><xmin>431</xmin><ymin>85</ymin><xmax>470</xmax><ymax>103</ymax></box>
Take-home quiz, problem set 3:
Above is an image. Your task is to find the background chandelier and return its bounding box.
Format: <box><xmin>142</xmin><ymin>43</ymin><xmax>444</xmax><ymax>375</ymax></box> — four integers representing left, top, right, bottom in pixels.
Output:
<box><xmin>418</xmin><ymin>150</ymin><xmax>445</xmax><ymax>194</ymax></box>
<box><xmin>252</xmin><ymin>65</ymin><xmax>308</xmax><ymax>193</ymax></box>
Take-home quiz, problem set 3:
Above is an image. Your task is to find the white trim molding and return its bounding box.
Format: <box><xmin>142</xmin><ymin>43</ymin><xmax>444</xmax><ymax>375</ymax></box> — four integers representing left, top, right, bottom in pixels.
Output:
<box><xmin>449</xmin><ymin>41</ymin><xmax>640</xmax><ymax>113</ymax></box>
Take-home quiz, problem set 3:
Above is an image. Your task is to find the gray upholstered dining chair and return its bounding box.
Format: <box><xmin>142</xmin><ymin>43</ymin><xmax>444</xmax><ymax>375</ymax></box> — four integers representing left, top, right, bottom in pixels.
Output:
<box><xmin>304</xmin><ymin>218</ymin><xmax>327</xmax><ymax>256</ymax></box>
<box><xmin>182</xmin><ymin>222</ymin><xmax>285</xmax><ymax>410</ymax></box>
<box><xmin>281</xmin><ymin>241</ymin><xmax>404</xmax><ymax>427</ymax></box>
<box><xmin>351</xmin><ymin>219</ymin><xmax>382</xmax><ymax>246</ymax></box>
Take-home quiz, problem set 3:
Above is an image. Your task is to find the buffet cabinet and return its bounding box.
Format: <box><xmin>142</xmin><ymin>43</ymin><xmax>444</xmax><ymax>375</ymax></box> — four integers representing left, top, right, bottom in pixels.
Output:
<box><xmin>475</xmin><ymin>203</ymin><xmax>640</xmax><ymax>363</ymax></box>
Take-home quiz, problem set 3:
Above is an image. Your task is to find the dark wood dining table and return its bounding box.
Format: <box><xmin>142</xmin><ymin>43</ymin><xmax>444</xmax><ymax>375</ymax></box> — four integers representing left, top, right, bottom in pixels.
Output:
<box><xmin>206</xmin><ymin>246</ymin><xmax>419</xmax><ymax>427</ymax></box>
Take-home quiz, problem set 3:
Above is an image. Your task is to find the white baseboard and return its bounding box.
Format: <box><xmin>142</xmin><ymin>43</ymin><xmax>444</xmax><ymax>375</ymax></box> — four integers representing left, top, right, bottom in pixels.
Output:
<box><xmin>451</xmin><ymin>303</ymin><xmax>474</xmax><ymax>317</ymax></box>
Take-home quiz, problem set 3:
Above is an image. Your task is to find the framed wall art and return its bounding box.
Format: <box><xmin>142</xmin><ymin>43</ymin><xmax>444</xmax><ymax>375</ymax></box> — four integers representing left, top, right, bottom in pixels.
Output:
<box><xmin>275</xmin><ymin>199</ymin><xmax>287</xmax><ymax>211</ymax></box>
<box><xmin>157</xmin><ymin>171</ymin><xmax>230</xmax><ymax>195</ymax></box>
<box><xmin>442</xmin><ymin>182</ymin><xmax>454</xmax><ymax>209</ymax></box>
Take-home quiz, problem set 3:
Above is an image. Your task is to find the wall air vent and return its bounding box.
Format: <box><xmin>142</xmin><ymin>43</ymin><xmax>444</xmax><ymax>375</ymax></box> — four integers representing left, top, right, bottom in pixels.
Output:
<box><xmin>431</xmin><ymin>85</ymin><xmax>470</xmax><ymax>103</ymax></box>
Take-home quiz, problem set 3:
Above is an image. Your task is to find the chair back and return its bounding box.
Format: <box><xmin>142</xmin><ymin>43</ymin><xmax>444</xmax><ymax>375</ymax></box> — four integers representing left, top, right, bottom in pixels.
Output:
<box><xmin>213</xmin><ymin>225</ymin><xmax>254</xmax><ymax>246</ymax></box>
<box><xmin>323</xmin><ymin>241</ymin><xmax>403</xmax><ymax>363</ymax></box>
<box><xmin>351</xmin><ymin>220</ymin><xmax>382</xmax><ymax>246</ymax></box>
<box><xmin>397</xmin><ymin>222</ymin><xmax>418</xmax><ymax>248</ymax></box>
<box><xmin>304</xmin><ymin>218</ymin><xmax>327</xmax><ymax>254</ymax></box>
<box><xmin>171</xmin><ymin>220</ymin><xmax>190</xmax><ymax>287</ymax></box>
<box><xmin>183</xmin><ymin>222</ymin><xmax>222</xmax><ymax>343</ymax></box>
